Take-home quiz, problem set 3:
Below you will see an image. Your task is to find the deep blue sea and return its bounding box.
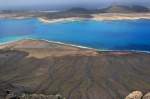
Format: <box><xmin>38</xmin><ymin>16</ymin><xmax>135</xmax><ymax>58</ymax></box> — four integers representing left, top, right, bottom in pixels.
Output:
<box><xmin>0</xmin><ymin>18</ymin><xmax>150</xmax><ymax>51</ymax></box>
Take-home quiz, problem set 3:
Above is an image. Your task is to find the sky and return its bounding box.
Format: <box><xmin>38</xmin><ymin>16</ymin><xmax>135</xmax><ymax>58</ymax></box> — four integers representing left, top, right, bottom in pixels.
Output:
<box><xmin>0</xmin><ymin>0</ymin><xmax>150</xmax><ymax>10</ymax></box>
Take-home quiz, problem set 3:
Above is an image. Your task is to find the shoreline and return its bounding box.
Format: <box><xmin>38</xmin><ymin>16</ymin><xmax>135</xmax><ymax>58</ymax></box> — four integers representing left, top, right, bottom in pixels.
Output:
<box><xmin>0</xmin><ymin>38</ymin><xmax>150</xmax><ymax>54</ymax></box>
<box><xmin>38</xmin><ymin>17</ymin><xmax>88</xmax><ymax>24</ymax></box>
<box><xmin>1</xmin><ymin>13</ymin><xmax>150</xmax><ymax>22</ymax></box>
<box><xmin>0</xmin><ymin>13</ymin><xmax>150</xmax><ymax>53</ymax></box>
<box><xmin>38</xmin><ymin>13</ymin><xmax>150</xmax><ymax>23</ymax></box>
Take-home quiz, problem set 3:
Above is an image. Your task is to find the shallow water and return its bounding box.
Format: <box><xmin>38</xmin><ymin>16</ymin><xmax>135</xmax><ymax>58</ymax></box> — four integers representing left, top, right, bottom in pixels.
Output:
<box><xmin>0</xmin><ymin>18</ymin><xmax>150</xmax><ymax>51</ymax></box>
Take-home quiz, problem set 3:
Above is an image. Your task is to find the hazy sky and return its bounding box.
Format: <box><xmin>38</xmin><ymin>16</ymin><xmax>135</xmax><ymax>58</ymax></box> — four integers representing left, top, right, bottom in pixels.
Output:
<box><xmin>0</xmin><ymin>0</ymin><xmax>150</xmax><ymax>10</ymax></box>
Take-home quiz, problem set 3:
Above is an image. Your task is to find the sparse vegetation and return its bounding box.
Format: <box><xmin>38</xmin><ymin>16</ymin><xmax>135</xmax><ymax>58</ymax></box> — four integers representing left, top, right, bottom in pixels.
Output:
<box><xmin>0</xmin><ymin>40</ymin><xmax>149</xmax><ymax>99</ymax></box>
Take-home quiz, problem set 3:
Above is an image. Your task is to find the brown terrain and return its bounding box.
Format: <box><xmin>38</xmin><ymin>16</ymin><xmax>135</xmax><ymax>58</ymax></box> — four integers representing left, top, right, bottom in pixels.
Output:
<box><xmin>0</xmin><ymin>39</ymin><xmax>150</xmax><ymax>99</ymax></box>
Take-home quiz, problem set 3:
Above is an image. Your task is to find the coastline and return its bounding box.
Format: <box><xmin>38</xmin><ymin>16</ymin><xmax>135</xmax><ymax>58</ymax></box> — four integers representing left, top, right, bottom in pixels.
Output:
<box><xmin>0</xmin><ymin>38</ymin><xmax>150</xmax><ymax>54</ymax></box>
<box><xmin>1</xmin><ymin>12</ymin><xmax>150</xmax><ymax>22</ymax></box>
<box><xmin>1</xmin><ymin>38</ymin><xmax>150</xmax><ymax>99</ymax></box>
<box><xmin>38</xmin><ymin>17</ymin><xmax>88</xmax><ymax>23</ymax></box>
<box><xmin>0</xmin><ymin>12</ymin><xmax>150</xmax><ymax>99</ymax></box>
<box><xmin>0</xmin><ymin>13</ymin><xmax>150</xmax><ymax>53</ymax></box>
<box><xmin>38</xmin><ymin>13</ymin><xmax>150</xmax><ymax>23</ymax></box>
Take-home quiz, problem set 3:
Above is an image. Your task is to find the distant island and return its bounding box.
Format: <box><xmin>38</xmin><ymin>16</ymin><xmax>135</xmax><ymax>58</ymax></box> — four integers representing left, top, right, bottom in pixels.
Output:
<box><xmin>38</xmin><ymin>5</ymin><xmax>150</xmax><ymax>23</ymax></box>
<box><xmin>0</xmin><ymin>4</ymin><xmax>150</xmax><ymax>99</ymax></box>
<box><xmin>0</xmin><ymin>5</ymin><xmax>150</xmax><ymax>21</ymax></box>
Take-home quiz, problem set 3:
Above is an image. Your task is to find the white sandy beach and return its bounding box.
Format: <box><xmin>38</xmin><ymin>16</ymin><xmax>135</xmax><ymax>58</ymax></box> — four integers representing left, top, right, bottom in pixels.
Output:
<box><xmin>38</xmin><ymin>13</ymin><xmax>150</xmax><ymax>23</ymax></box>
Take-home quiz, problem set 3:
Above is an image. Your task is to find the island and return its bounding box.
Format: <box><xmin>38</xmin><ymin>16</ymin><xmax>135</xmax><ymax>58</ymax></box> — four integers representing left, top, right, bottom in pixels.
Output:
<box><xmin>0</xmin><ymin>4</ymin><xmax>150</xmax><ymax>99</ymax></box>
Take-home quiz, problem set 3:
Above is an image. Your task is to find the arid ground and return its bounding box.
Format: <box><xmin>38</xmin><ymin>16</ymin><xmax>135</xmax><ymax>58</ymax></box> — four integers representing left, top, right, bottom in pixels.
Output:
<box><xmin>0</xmin><ymin>39</ymin><xmax>150</xmax><ymax>99</ymax></box>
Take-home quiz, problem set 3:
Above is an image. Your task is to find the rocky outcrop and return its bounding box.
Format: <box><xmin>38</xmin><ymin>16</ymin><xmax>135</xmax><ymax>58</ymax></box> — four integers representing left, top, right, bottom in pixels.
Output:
<box><xmin>125</xmin><ymin>91</ymin><xmax>143</xmax><ymax>99</ymax></box>
<box><xmin>5</xmin><ymin>91</ymin><xmax>64</xmax><ymax>99</ymax></box>
<box><xmin>125</xmin><ymin>91</ymin><xmax>150</xmax><ymax>99</ymax></box>
<box><xmin>143</xmin><ymin>92</ymin><xmax>150</xmax><ymax>99</ymax></box>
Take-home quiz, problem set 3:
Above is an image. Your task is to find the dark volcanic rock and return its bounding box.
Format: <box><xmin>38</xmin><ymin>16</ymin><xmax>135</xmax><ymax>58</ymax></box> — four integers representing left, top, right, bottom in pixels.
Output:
<box><xmin>5</xmin><ymin>93</ymin><xmax>63</xmax><ymax>99</ymax></box>
<box><xmin>0</xmin><ymin>40</ymin><xmax>150</xmax><ymax>99</ymax></box>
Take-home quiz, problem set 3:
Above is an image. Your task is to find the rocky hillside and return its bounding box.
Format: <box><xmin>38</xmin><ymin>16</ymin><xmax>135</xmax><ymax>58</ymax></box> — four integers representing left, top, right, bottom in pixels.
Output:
<box><xmin>0</xmin><ymin>39</ymin><xmax>150</xmax><ymax>99</ymax></box>
<box><xmin>99</xmin><ymin>5</ymin><xmax>150</xmax><ymax>13</ymax></box>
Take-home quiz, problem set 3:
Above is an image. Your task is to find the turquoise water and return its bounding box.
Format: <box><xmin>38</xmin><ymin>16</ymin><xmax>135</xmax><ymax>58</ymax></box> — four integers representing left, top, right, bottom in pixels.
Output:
<box><xmin>0</xmin><ymin>18</ymin><xmax>150</xmax><ymax>51</ymax></box>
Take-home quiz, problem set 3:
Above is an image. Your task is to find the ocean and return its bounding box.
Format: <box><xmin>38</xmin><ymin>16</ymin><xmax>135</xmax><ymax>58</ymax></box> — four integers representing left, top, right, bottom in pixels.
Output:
<box><xmin>0</xmin><ymin>18</ymin><xmax>150</xmax><ymax>52</ymax></box>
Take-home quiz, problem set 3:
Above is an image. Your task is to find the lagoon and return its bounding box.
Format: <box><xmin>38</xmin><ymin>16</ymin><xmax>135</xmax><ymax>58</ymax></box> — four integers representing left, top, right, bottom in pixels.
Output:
<box><xmin>0</xmin><ymin>18</ymin><xmax>150</xmax><ymax>51</ymax></box>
